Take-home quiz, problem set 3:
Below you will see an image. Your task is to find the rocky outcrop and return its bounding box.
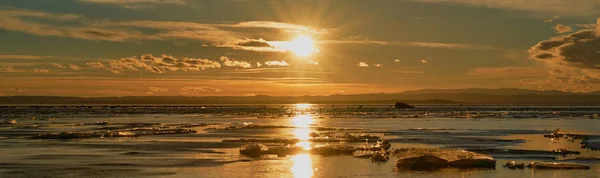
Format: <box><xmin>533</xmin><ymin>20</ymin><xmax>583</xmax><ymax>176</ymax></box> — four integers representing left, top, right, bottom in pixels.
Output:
<box><xmin>393</xmin><ymin>148</ymin><xmax>496</xmax><ymax>169</ymax></box>
<box><xmin>395</xmin><ymin>102</ymin><xmax>415</xmax><ymax>109</ymax></box>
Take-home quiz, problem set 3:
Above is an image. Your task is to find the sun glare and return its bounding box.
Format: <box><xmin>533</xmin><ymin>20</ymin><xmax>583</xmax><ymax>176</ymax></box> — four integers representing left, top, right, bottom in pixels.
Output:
<box><xmin>285</xmin><ymin>35</ymin><xmax>317</xmax><ymax>57</ymax></box>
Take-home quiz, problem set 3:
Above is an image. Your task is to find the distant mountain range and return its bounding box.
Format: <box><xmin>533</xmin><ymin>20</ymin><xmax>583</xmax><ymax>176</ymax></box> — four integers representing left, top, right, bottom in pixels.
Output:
<box><xmin>1</xmin><ymin>88</ymin><xmax>600</xmax><ymax>105</ymax></box>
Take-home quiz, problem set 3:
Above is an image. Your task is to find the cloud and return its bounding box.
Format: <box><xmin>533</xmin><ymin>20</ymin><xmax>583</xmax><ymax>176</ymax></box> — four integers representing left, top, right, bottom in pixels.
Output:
<box><xmin>77</xmin><ymin>0</ymin><xmax>187</xmax><ymax>9</ymax></box>
<box><xmin>554</xmin><ymin>24</ymin><xmax>573</xmax><ymax>34</ymax></box>
<box><xmin>147</xmin><ymin>86</ymin><xmax>168</xmax><ymax>95</ymax></box>
<box><xmin>0</xmin><ymin>8</ymin><xmax>327</xmax><ymax>51</ymax></box>
<box><xmin>0</xmin><ymin>66</ymin><xmax>20</xmax><ymax>72</ymax></box>
<box><xmin>220</xmin><ymin>56</ymin><xmax>252</xmax><ymax>68</ymax></box>
<box><xmin>358</xmin><ymin>62</ymin><xmax>369</xmax><ymax>67</ymax></box>
<box><xmin>95</xmin><ymin>89</ymin><xmax>133</xmax><ymax>95</ymax></box>
<box><xmin>577</xmin><ymin>23</ymin><xmax>597</xmax><ymax>29</ymax></box>
<box><xmin>544</xmin><ymin>16</ymin><xmax>560</xmax><ymax>23</ymax></box>
<box><xmin>321</xmin><ymin>40</ymin><xmax>503</xmax><ymax>51</ymax></box>
<box><xmin>34</xmin><ymin>68</ymin><xmax>49</xmax><ymax>73</ymax></box>
<box><xmin>421</xmin><ymin>58</ymin><xmax>430</xmax><ymax>64</ymax></box>
<box><xmin>86</xmin><ymin>62</ymin><xmax>105</xmax><ymax>68</ymax></box>
<box><xmin>69</xmin><ymin>63</ymin><xmax>81</xmax><ymax>71</ymax></box>
<box><xmin>264</xmin><ymin>61</ymin><xmax>290</xmax><ymax>66</ymax></box>
<box><xmin>180</xmin><ymin>86</ymin><xmax>222</xmax><ymax>96</ymax></box>
<box><xmin>52</xmin><ymin>63</ymin><xmax>67</xmax><ymax>69</ymax></box>
<box><xmin>394</xmin><ymin>59</ymin><xmax>401</xmax><ymax>62</ymax></box>
<box><xmin>529</xmin><ymin>19</ymin><xmax>600</xmax><ymax>70</ymax></box>
<box><xmin>309</xmin><ymin>61</ymin><xmax>319</xmax><ymax>65</ymax></box>
<box><xmin>528</xmin><ymin>18</ymin><xmax>600</xmax><ymax>91</ymax></box>
<box><xmin>108</xmin><ymin>54</ymin><xmax>221</xmax><ymax>74</ymax></box>
<box><xmin>374</xmin><ymin>64</ymin><xmax>383</xmax><ymax>67</ymax></box>
<box><xmin>411</xmin><ymin>0</ymin><xmax>600</xmax><ymax>16</ymax></box>
<box><xmin>0</xmin><ymin>8</ymin><xmax>132</xmax><ymax>42</ymax></box>
<box><xmin>0</xmin><ymin>54</ymin><xmax>49</xmax><ymax>60</ymax></box>
<box><xmin>256</xmin><ymin>62</ymin><xmax>263</xmax><ymax>67</ymax></box>
<box><xmin>467</xmin><ymin>67</ymin><xmax>545</xmax><ymax>78</ymax></box>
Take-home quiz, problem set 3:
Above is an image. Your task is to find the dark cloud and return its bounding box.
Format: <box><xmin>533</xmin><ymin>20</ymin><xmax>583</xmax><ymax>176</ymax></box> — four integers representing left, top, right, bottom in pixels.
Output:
<box><xmin>529</xmin><ymin>22</ymin><xmax>600</xmax><ymax>70</ymax></box>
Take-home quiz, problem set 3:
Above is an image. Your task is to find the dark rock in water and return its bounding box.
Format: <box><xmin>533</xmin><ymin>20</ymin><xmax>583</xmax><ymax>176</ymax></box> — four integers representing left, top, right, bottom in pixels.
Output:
<box><xmin>376</xmin><ymin>140</ymin><xmax>392</xmax><ymax>151</ymax></box>
<box><xmin>395</xmin><ymin>102</ymin><xmax>415</xmax><ymax>109</ymax></box>
<box><xmin>309</xmin><ymin>132</ymin><xmax>320</xmax><ymax>138</ymax></box>
<box><xmin>527</xmin><ymin>162</ymin><xmax>590</xmax><ymax>170</ymax></box>
<box><xmin>371</xmin><ymin>152</ymin><xmax>389</xmax><ymax>162</ymax></box>
<box><xmin>0</xmin><ymin>119</ymin><xmax>17</xmax><ymax>125</ymax></box>
<box><xmin>544</xmin><ymin>128</ymin><xmax>566</xmax><ymax>138</ymax></box>
<box><xmin>239</xmin><ymin>143</ymin><xmax>269</xmax><ymax>157</ymax></box>
<box><xmin>310</xmin><ymin>145</ymin><xmax>355</xmax><ymax>156</ymax></box>
<box><xmin>504</xmin><ymin>161</ymin><xmax>525</xmax><ymax>169</ymax></box>
<box><xmin>393</xmin><ymin>148</ymin><xmax>496</xmax><ymax>169</ymax></box>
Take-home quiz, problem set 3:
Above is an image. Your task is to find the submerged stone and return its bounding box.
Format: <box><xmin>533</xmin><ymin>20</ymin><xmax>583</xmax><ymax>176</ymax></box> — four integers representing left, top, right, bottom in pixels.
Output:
<box><xmin>370</xmin><ymin>152</ymin><xmax>389</xmax><ymax>162</ymax></box>
<box><xmin>527</xmin><ymin>162</ymin><xmax>590</xmax><ymax>170</ymax></box>
<box><xmin>504</xmin><ymin>161</ymin><xmax>525</xmax><ymax>169</ymax></box>
<box><xmin>393</xmin><ymin>148</ymin><xmax>496</xmax><ymax>169</ymax></box>
<box><xmin>239</xmin><ymin>143</ymin><xmax>269</xmax><ymax>157</ymax></box>
<box><xmin>0</xmin><ymin>119</ymin><xmax>17</xmax><ymax>125</ymax></box>
<box><xmin>310</xmin><ymin>145</ymin><xmax>355</xmax><ymax>156</ymax></box>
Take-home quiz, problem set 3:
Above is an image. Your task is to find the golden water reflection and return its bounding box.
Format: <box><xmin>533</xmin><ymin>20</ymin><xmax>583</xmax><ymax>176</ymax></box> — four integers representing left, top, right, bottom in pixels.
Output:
<box><xmin>291</xmin><ymin>153</ymin><xmax>314</xmax><ymax>178</ymax></box>
<box><xmin>290</xmin><ymin>108</ymin><xmax>315</xmax><ymax>177</ymax></box>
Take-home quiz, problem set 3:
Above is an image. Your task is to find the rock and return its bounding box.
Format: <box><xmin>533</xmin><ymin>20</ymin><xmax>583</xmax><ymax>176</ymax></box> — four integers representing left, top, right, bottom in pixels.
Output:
<box><xmin>375</xmin><ymin>140</ymin><xmax>392</xmax><ymax>151</ymax></box>
<box><xmin>544</xmin><ymin>128</ymin><xmax>566</xmax><ymax>138</ymax></box>
<box><xmin>239</xmin><ymin>144</ymin><xmax>303</xmax><ymax>157</ymax></box>
<box><xmin>527</xmin><ymin>162</ymin><xmax>590</xmax><ymax>170</ymax></box>
<box><xmin>309</xmin><ymin>132</ymin><xmax>320</xmax><ymax>138</ymax></box>
<box><xmin>395</xmin><ymin>102</ymin><xmax>415</xmax><ymax>109</ymax></box>
<box><xmin>393</xmin><ymin>148</ymin><xmax>496</xmax><ymax>169</ymax></box>
<box><xmin>310</xmin><ymin>145</ymin><xmax>355</xmax><ymax>156</ymax></box>
<box><xmin>1</xmin><ymin>119</ymin><xmax>17</xmax><ymax>125</ymax></box>
<box><xmin>371</xmin><ymin>152</ymin><xmax>389</xmax><ymax>162</ymax></box>
<box><xmin>504</xmin><ymin>161</ymin><xmax>525</xmax><ymax>169</ymax></box>
<box><xmin>239</xmin><ymin>143</ymin><xmax>269</xmax><ymax>157</ymax></box>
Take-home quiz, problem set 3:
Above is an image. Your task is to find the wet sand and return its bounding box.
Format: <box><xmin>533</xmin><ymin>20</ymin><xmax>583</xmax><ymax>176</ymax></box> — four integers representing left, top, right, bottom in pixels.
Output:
<box><xmin>1</xmin><ymin>105</ymin><xmax>599</xmax><ymax>177</ymax></box>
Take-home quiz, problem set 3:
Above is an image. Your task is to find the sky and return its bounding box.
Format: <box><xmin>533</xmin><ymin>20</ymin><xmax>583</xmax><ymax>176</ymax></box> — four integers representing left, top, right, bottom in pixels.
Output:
<box><xmin>1</xmin><ymin>0</ymin><xmax>600</xmax><ymax>97</ymax></box>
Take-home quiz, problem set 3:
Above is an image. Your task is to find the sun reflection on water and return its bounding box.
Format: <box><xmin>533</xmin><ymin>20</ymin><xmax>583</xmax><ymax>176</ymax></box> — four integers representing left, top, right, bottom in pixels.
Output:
<box><xmin>291</xmin><ymin>153</ymin><xmax>314</xmax><ymax>178</ymax></box>
<box><xmin>289</xmin><ymin>105</ymin><xmax>315</xmax><ymax>177</ymax></box>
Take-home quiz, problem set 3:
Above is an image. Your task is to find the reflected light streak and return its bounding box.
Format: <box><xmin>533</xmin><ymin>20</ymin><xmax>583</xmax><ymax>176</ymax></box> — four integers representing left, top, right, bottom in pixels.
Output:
<box><xmin>292</xmin><ymin>114</ymin><xmax>314</xmax><ymax>150</ymax></box>
<box><xmin>295</xmin><ymin>103</ymin><xmax>313</xmax><ymax>110</ymax></box>
<box><xmin>291</xmin><ymin>153</ymin><xmax>314</xmax><ymax>178</ymax></box>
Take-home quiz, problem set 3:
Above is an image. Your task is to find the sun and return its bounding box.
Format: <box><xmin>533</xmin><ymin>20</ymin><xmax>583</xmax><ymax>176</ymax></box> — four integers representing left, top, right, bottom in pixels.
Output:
<box><xmin>285</xmin><ymin>35</ymin><xmax>317</xmax><ymax>57</ymax></box>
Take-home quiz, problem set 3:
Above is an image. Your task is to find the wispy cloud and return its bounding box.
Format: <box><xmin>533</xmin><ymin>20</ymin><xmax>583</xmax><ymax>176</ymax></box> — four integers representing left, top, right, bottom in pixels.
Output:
<box><xmin>264</xmin><ymin>61</ymin><xmax>290</xmax><ymax>66</ymax></box>
<box><xmin>467</xmin><ymin>67</ymin><xmax>545</xmax><ymax>78</ymax></box>
<box><xmin>358</xmin><ymin>62</ymin><xmax>369</xmax><ymax>67</ymax></box>
<box><xmin>544</xmin><ymin>16</ymin><xmax>560</xmax><ymax>23</ymax></box>
<box><xmin>104</xmin><ymin>54</ymin><xmax>221</xmax><ymax>74</ymax></box>
<box><xmin>180</xmin><ymin>86</ymin><xmax>222</xmax><ymax>96</ymax></box>
<box><xmin>421</xmin><ymin>58</ymin><xmax>430</xmax><ymax>64</ymax></box>
<box><xmin>34</xmin><ymin>68</ymin><xmax>49</xmax><ymax>73</ymax></box>
<box><xmin>147</xmin><ymin>86</ymin><xmax>169</xmax><ymax>95</ymax></box>
<box><xmin>69</xmin><ymin>63</ymin><xmax>82</xmax><ymax>71</ymax></box>
<box><xmin>220</xmin><ymin>56</ymin><xmax>252</xmax><ymax>68</ymax></box>
<box><xmin>0</xmin><ymin>66</ymin><xmax>20</xmax><ymax>73</ymax></box>
<box><xmin>554</xmin><ymin>24</ymin><xmax>573</xmax><ymax>34</ymax></box>
<box><xmin>52</xmin><ymin>63</ymin><xmax>67</xmax><ymax>69</ymax></box>
<box><xmin>412</xmin><ymin>0</ymin><xmax>600</xmax><ymax>16</ymax></box>
<box><xmin>77</xmin><ymin>0</ymin><xmax>187</xmax><ymax>9</ymax></box>
<box><xmin>86</xmin><ymin>62</ymin><xmax>105</xmax><ymax>68</ymax></box>
<box><xmin>0</xmin><ymin>54</ymin><xmax>50</xmax><ymax>60</ymax></box>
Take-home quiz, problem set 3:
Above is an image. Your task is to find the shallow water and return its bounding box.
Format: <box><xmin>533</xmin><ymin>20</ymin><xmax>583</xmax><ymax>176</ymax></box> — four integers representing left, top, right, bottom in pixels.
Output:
<box><xmin>1</xmin><ymin>105</ymin><xmax>599</xmax><ymax>177</ymax></box>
